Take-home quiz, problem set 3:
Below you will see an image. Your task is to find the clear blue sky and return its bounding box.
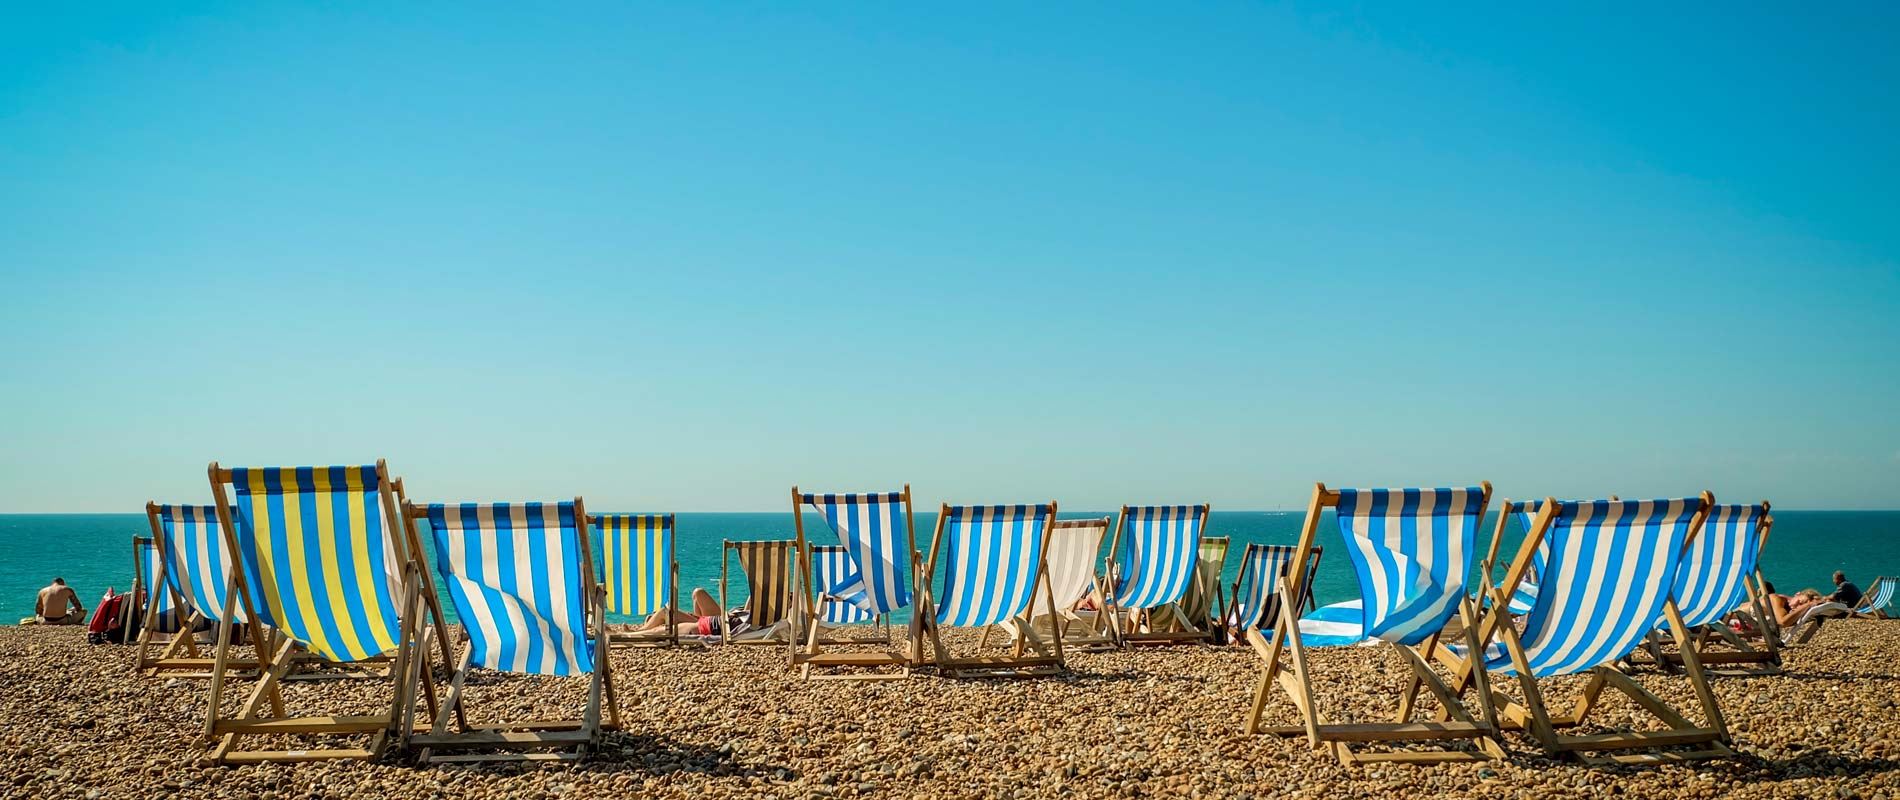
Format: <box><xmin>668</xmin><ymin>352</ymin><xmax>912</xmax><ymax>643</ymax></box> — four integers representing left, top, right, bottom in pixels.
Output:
<box><xmin>3</xmin><ymin>3</ymin><xmax>1896</xmax><ymax>512</ymax></box>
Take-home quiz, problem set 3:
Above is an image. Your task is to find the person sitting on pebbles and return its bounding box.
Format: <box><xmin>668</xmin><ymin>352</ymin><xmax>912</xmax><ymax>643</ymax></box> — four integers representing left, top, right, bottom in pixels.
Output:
<box><xmin>21</xmin><ymin>578</ymin><xmax>85</xmax><ymax>625</ymax></box>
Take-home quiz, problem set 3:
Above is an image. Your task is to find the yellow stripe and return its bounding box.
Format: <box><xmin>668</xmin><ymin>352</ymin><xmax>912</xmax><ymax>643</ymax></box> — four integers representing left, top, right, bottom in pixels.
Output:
<box><xmin>649</xmin><ymin>517</ymin><xmax>667</xmax><ymax>613</ymax></box>
<box><xmin>349</xmin><ymin>468</ymin><xmax>399</xmax><ymax>655</ymax></box>
<box><xmin>279</xmin><ymin>474</ymin><xmax>332</xmax><ymax>659</ymax></box>
<box><xmin>602</xmin><ymin>516</ymin><xmax>618</xmax><ymax>615</ymax></box>
<box><xmin>246</xmin><ymin>471</ymin><xmax>293</xmax><ymax>637</ymax></box>
<box><xmin>310</xmin><ymin>469</ymin><xmax>365</xmax><ymax>661</ymax></box>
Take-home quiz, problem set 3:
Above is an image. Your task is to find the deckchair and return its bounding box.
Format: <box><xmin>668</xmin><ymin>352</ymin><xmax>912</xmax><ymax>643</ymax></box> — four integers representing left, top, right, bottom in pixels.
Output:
<box><xmin>719</xmin><ymin>539</ymin><xmax>797</xmax><ymax>644</ymax></box>
<box><xmin>993</xmin><ymin>517</ymin><xmax>1113</xmax><ymax>650</ymax></box>
<box><xmin>1245</xmin><ymin>483</ymin><xmax>1503</xmax><ymax>765</ymax></box>
<box><xmin>404</xmin><ymin>499</ymin><xmax>620</xmax><ymax>763</ymax></box>
<box><xmin>199</xmin><ymin>461</ymin><xmax>435</xmax><ymax>765</ymax></box>
<box><xmin>790</xmin><ymin>486</ymin><xmax>919</xmax><ymax>680</ymax></box>
<box><xmin>915</xmin><ymin>502</ymin><xmax>1064</xmax><ymax>678</ymax></box>
<box><xmin>1179</xmin><ymin>536</ymin><xmax>1231</xmax><ymax>641</ymax></box>
<box><xmin>135</xmin><ymin>504</ymin><xmax>264</xmax><ymax>677</ymax></box>
<box><xmin>1224</xmin><ymin>544</ymin><xmax>1322</xmax><ymax>641</ymax></box>
<box><xmin>127</xmin><ymin>535</ymin><xmax>189</xmax><ymax>669</ymax></box>
<box><xmin>591</xmin><ymin>513</ymin><xmax>679</xmax><ymax>647</ymax></box>
<box><xmin>1101</xmin><ymin>504</ymin><xmax>1213</xmax><ymax>646</ymax></box>
<box><xmin>1636</xmin><ymin>503</ymin><xmax>1778</xmax><ymax>676</ymax></box>
<box><xmin>808</xmin><ymin>544</ymin><xmax>895</xmax><ymax>645</ymax></box>
<box><xmin>1441</xmin><ymin>495</ymin><xmax>1732</xmax><ymax>764</ymax></box>
<box><xmin>1853</xmin><ymin>576</ymin><xmax>1896</xmax><ymax>619</ymax></box>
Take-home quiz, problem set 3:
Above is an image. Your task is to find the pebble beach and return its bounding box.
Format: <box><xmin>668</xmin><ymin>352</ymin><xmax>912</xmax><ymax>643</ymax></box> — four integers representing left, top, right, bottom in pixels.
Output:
<box><xmin>4</xmin><ymin>622</ymin><xmax>1899</xmax><ymax>800</ymax></box>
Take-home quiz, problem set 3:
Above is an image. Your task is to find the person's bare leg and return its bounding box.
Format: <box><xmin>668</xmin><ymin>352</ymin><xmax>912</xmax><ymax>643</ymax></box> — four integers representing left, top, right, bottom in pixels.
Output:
<box><xmin>691</xmin><ymin>588</ymin><xmax>721</xmax><ymax>618</ymax></box>
<box><xmin>637</xmin><ymin>608</ymin><xmax>698</xmax><ymax>632</ymax></box>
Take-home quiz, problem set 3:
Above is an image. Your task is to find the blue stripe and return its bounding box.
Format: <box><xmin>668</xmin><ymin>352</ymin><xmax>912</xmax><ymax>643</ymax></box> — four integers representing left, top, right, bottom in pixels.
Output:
<box><xmin>326</xmin><ymin>467</ymin><xmax>375</xmax><ymax>655</ymax></box>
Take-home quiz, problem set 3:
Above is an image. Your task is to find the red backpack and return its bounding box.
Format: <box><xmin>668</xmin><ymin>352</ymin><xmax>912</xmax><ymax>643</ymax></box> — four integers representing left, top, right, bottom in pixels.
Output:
<box><xmin>87</xmin><ymin>589</ymin><xmax>129</xmax><ymax>644</ymax></box>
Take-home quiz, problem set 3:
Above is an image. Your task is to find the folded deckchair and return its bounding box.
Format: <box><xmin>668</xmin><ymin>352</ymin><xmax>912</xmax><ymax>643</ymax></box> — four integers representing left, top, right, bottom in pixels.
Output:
<box><xmin>1224</xmin><ymin>544</ymin><xmax>1321</xmax><ymax>641</ymax></box>
<box><xmin>1245</xmin><ymin>483</ymin><xmax>1503</xmax><ymax>765</ymax></box>
<box><xmin>200</xmin><ymin>461</ymin><xmax>436</xmax><ymax>765</ymax></box>
<box><xmin>592</xmin><ymin>513</ymin><xmax>679</xmax><ymax>647</ymax></box>
<box><xmin>1854</xmin><ymin>576</ymin><xmax>1896</xmax><ymax>619</ymax></box>
<box><xmin>1102</xmin><ymin>504</ymin><xmax>1213</xmax><ymax>646</ymax></box>
<box><xmin>1179</xmin><ymin>536</ymin><xmax>1231</xmax><ymax>641</ymax></box>
<box><xmin>404</xmin><ymin>499</ymin><xmax>620</xmax><ymax>764</ymax></box>
<box><xmin>916</xmin><ymin>502</ymin><xmax>1064</xmax><ymax>678</ymax></box>
<box><xmin>720</xmin><ymin>539</ymin><xmax>797</xmax><ymax>644</ymax></box>
<box><xmin>1636</xmin><ymin>503</ymin><xmax>1779</xmax><ymax>676</ymax></box>
<box><xmin>791</xmin><ymin>486</ymin><xmax>919</xmax><ymax>680</ymax></box>
<box><xmin>1442</xmin><ymin>495</ymin><xmax>1732</xmax><ymax>764</ymax></box>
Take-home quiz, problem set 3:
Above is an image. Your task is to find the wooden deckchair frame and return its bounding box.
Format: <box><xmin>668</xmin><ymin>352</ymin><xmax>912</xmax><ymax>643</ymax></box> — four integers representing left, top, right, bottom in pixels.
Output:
<box><xmin>913</xmin><ymin>502</ymin><xmax>1066</xmax><ymax>678</ymax></box>
<box><xmin>588</xmin><ymin>513</ymin><xmax>680</xmax><ymax>649</ymax></box>
<box><xmin>128</xmin><ymin>529</ymin><xmax>233</xmax><ymax>677</ymax></box>
<box><xmin>198</xmin><ymin>460</ymin><xmax>445</xmax><ymax>765</ymax></box>
<box><xmin>789</xmin><ymin>485</ymin><xmax>920</xmax><ymax>681</ymax></box>
<box><xmin>1097</xmin><ymin>504</ymin><xmax>1216</xmax><ymax>647</ymax></box>
<box><xmin>1852</xmin><ymin>576</ymin><xmax>1896</xmax><ymax>619</ymax></box>
<box><xmin>1436</xmin><ymin>493</ymin><xmax>1734</xmax><ymax>765</ymax></box>
<box><xmin>1244</xmin><ymin>482</ymin><xmax>1505</xmax><ymax>766</ymax></box>
<box><xmin>981</xmin><ymin>516</ymin><xmax>1116</xmax><ymax>652</ymax></box>
<box><xmin>1635</xmin><ymin>504</ymin><xmax>1781</xmax><ymax>677</ymax></box>
<box><xmin>1221</xmin><ymin>546</ymin><xmax>1322</xmax><ymax>646</ymax></box>
<box><xmin>403</xmin><ymin>495</ymin><xmax>622</xmax><ymax>764</ymax></box>
<box><xmin>719</xmin><ymin>539</ymin><xmax>797</xmax><ymax>645</ymax></box>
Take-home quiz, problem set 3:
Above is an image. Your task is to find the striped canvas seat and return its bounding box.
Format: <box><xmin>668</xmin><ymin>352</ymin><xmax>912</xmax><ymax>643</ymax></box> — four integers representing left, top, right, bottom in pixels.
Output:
<box><xmin>426</xmin><ymin>502</ymin><xmax>594</xmax><ymax>676</ymax></box>
<box><xmin>1480</xmin><ymin>499</ymin><xmax>1703</xmax><ymax>677</ymax></box>
<box><xmin>1298</xmin><ymin>488</ymin><xmax>1486</xmax><ymax>648</ymax></box>
<box><xmin>933</xmin><ymin>504</ymin><xmax>1053</xmax><ymax>627</ymax></box>
<box><xmin>1231</xmin><ymin>544</ymin><xmax>1320</xmax><ymax>632</ymax></box>
<box><xmin>813</xmin><ymin>545</ymin><xmax>876</xmax><ymax>624</ymax></box>
<box><xmin>1178</xmin><ymin>537</ymin><xmax>1231</xmax><ymax>628</ymax></box>
<box><xmin>1112</xmin><ymin>505</ymin><xmax>1207</xmax><ymax>610</ymax></box>
<box><xmin>229</xmin><ymin>466</ymin><xmax>406</xmax><ymax>663</ymax></box>
<box><xmin>731</xmin><ymin>540</ymin><xmax>795</xmax><ymax>628</ymax></box>
<box><xmin>155</xmin><ymin>505</ymin><xmax>246</xmax><ymax>624</ymax></box>
<box><xmin>1858</xmin><ymin>577</ymin><xmax>1896</xmax><ymax>617</ymax></box>
<box><xmin>801</xmin><ymin>492</ymin><xmax>912</xmax><ymax>615</ymax></box>
<box><xmin>135</xmin><ymin>537</ymin><xmax>184</xmax><ymax>633</ymax></box>
<box><xmin>1668</xmin><ymin>504</ymin><xmax>1766</xmax><ymax>629</ymax></box>
<box><xmin>597</xmin><ymin>514</ymin><xmax>675</xmax><ymax>618</ymax></box>
<box><xmin>1031</xmin><ymin>518</ymin><xmax>1108</xmax><ymax>618</ymax></box>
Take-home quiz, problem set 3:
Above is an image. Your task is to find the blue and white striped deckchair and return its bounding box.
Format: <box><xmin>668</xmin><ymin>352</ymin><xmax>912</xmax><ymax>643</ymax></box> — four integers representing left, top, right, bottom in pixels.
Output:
<box><xmin>791</xmin><ymin>486</ymin><xmax>919</xmax><ymax>679</ymax></box>
<box><xmin>813</xmin><ymin>545</ymin><xmax>876</xmax><ymax>625</ymax></box>
<box><xmin>1451</xmin><ymin>495</ymin><xmax>1732</xmax><ymax>763</ymax></box>
<box><xmin>1244</xmin><ymin>483</ymin><xmax>1503</xmax><ymax>766</ymax></box>
<box><xmin>920</xmin><ymin>503</ymin><xmax>1062</xmax><ymax>677</ymax></box>
<box><xmin>132</xmin><ymin>536</ymin><xmax>184</xmax><ymax>635</ymax></box>
<box><xmin>1107</xmin><ymin>504</ymin><xmax>1211</xmax><ymax>644</ymax></box>
<box><xmin>1226</xmin><ymin>544</ymin><xmax>1322</xmax><ymax>636</ymax></box>
<box><xmin>154</xmin><ymin>505</ymin><xmax>246</xmax><ymax>625</ymax></box>
<box><xmin>593</xmin><ymin>513</ymin><xmax>678</xmax><ymax>647</ymax></box>
<box><xmin>1642</xmin><ymin>503</ymin><xmax>1778</xmax><ymax>674</ymax></box>
<box><xmin>408</xmin><ymin>500</ymin><xmax>617</xmax><ymax>763</ymax></box>
<box><xmin>202</xmin><ymin>461</ymin><xmax>425</xmax><ymax>765</ymax></box>
<box><xmin>1854</xmin><ymin>576</ymin><xmax>1896</xmax><ymax>619</ymax></box>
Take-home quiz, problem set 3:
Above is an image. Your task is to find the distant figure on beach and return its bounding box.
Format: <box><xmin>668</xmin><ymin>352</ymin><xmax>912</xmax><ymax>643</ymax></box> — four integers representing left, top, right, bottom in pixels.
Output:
<box><xmin>633</xmin><ymin>587</ymin><xmax>727</xmax><ymax>637</ymax></box>
<box><xmin>21</xmin><ymin>578</ymin><xmax>85</xmax><ymax>625</ymax></box>
<box><xmin>1828</xmin><ymin>571</ymin><xmax>1862</xmax><ymax>608</ymax></box>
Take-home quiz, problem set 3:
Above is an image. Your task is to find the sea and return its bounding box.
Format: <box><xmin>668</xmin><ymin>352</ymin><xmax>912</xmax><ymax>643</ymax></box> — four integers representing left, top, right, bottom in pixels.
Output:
<box><xmin>3</xmin><ymin>510</ymin><xmax>1896</xmax><ymax>625</ymax></box>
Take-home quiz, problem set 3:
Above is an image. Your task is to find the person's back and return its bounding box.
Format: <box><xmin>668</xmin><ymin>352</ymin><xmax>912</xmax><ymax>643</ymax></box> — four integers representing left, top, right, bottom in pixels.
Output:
<box><xmin>28</xmin><ymin>578</ymin><xmax>85</xmax><ymax>625</ymax></box>
<box><xmin>1831</xmin><ymin>571</ymin><xmax>1863</xmax><ymax>608</ymax></box>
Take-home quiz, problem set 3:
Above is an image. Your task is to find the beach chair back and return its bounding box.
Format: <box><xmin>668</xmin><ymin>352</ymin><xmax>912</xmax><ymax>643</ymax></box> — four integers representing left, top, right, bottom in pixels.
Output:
<box><xmin>1499</xmin><ymin>498</ymin><xmax>1706</xmax><ymax>677</ymax></box>
<box><xmin>732</xmin><ymin>540</ymin><xmax>796</xmax><ymax>627</ymax></box>
<box><xmin>1032</xmin><ymin>518</ymin><xmax>1107</xmax><ymax>617</ymax></box>
<box><xmin>1335</xmin><ymin>487</ymin><xmax>1487</xmax><ymax>646</ymax></box>
<box><xmin>812</xmin><ymin>545</ymin><xmax>876</xmax><ymax>624</ymax></box>
<box><xmin>596</xmin><ymin>514</ymin><xmax>675</xmax><ymax>618</ymax></box>
<box><xmin>1670</xmin><ymin>503</ymin><xmax>1766</xmax><ymax>628</ymax></box>
<box><xmin>800</xmin><ymin>491</ymin><xmax>912</xmax><ymax>615</ymax></box>
<box><xmin>1112</xmin><ymin>505</ymin><xmax>1208</xmax><ymax>610</ymax></box>
<box><xmin>933</xmin><ymin>504</ymin><xmax>1055</xmax><ymax>627</ymax></box>
<box><xmin>228</xmin><ymin>465</ymin><xmax>406</xmax><ymax>663</ymax></box>
<box><xmin>154</xmin><ymin>505</ymin><xmax>247</xmax><ymax>624</ymax></box>
<box><xmin>134</xmin><ymin>537</ymin><xmax>185</xmax><ymax>633</ymax></box>
<box><xmin>1233</xmin><ymin>544</ymin><xmax>1298</xmax><ymax>630</ymax></box>
<box><xmin>1863</xmin><ymin>577</ymin><xmax>1897</xmax><ymax>615</ymax></box>
<box><xmin>426</xmin><ymin>502</ymin><xmax>595</xmax><ymax>676</ymax></box>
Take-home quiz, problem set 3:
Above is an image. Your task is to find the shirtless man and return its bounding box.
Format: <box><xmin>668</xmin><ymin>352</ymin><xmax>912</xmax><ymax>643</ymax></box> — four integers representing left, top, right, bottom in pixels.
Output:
<box><xmin>25</xmin><ymin>578</ymin><xmax>86</xmax><ymax>625</ymax></box>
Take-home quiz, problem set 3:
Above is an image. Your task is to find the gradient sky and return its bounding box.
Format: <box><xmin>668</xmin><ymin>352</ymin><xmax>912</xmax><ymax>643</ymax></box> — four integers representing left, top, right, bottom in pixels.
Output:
<box><xmin>3</xmin><ymin>3</ymin><xmax>1897</xmax><ymax>512</ymax></box>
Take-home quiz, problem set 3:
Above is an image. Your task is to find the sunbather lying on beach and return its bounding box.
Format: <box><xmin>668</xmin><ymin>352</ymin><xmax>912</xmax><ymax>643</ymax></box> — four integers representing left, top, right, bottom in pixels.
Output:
<box><xmin>629</xmin><ymin>587</ymin><xmax>728</xmax><ymax>637</ymax></box>
<box><xmin>1772</xmin><ymin>587</ymin><xmax>1825</xmax><ymax>629</ymax></box>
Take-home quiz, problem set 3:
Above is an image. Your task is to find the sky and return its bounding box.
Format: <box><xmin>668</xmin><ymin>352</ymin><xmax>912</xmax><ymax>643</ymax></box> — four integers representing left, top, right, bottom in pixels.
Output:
<box><xmin>1</xmin><ymin>3</ymin><xmax>1897</xmax><ymax>512</ymax></box>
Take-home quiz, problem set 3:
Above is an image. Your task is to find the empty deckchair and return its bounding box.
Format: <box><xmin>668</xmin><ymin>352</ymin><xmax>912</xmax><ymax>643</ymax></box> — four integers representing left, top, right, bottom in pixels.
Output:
<box><xmin>592</xmin><ymin>513</ymin><xmax>679</xmax><ymax>647</ymax></box>
<box><xmin>135</xmin><ymin>504</ymin><xmax>264</xmax><ymax>677</ymax></box>
<box><xmin>200</xmin><ymin>461</ymin><xmax>434</xmax><ymax>765</ymax></box>
<box><xmin>405</xmin><ymin>499</ymin><xmax>620</xmax><ymax>763</ymax></box>
<box><xmin>996</xmin><ymin>517</ymin><xmax>1112</xmax><ymax>649</ymax></box>
<box><xmin>916</xmin><ymin>502</ymin><xmax>1064</xmax><ymax>677</ymax></box>
<box><xmin>791</xmin><ymin>486</ymin><xmax>920</xmax><ymax>680</ymax></box>
<box><xmin>1443</xmin><ymin>495</ymin><xmax>1732</xmax><ymax>764</ymax></box>
<box><xmin>127</xmin><ymin>535</ymin><xmax>189</xmax><ymax>669</ymax></box>
<box><xmin>1854</xmin><ymin>576</ymin><xmax>1896</xmax><ymax>619</ymax></box>
<box><xmin>1102</xmin><ymin>504</ymin><xmax>1213</xmax><ymax>646</ymax></box>
<box><xmin>808</xmin><ymin>544</ymin><xmax>894</xmax><ymax>645</ymax></box>
<box><xmin>719</xmin><ymin>539</ymin><xmax>797</xmax><ymax>644</ymax></box>
<box><xmin>1638</xmin><ymin>502</ymin><xmax>1778</xmax><ymax>676</ymax></box>
<box><xmin>1224</xmin><ymin>544</ymin><xmax>1322</xmax><ymax>641</ymax></box>
<box><xmin>1179</xmin><ymin>536</ymin><xmax>1232</xmax><ymax>641</ymax></box>
<box><xmin>1245</xmin><ymin>483</ymin><xmax>1503</xmax><ymax>765</ymax></box>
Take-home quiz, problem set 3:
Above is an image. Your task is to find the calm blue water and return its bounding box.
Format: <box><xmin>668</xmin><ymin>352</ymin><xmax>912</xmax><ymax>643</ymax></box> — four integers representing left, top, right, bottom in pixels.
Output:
<box><xmin>4</xmin><ymin>511</ymin><xmax>1896</xmax><ymax>624</ymax></box>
